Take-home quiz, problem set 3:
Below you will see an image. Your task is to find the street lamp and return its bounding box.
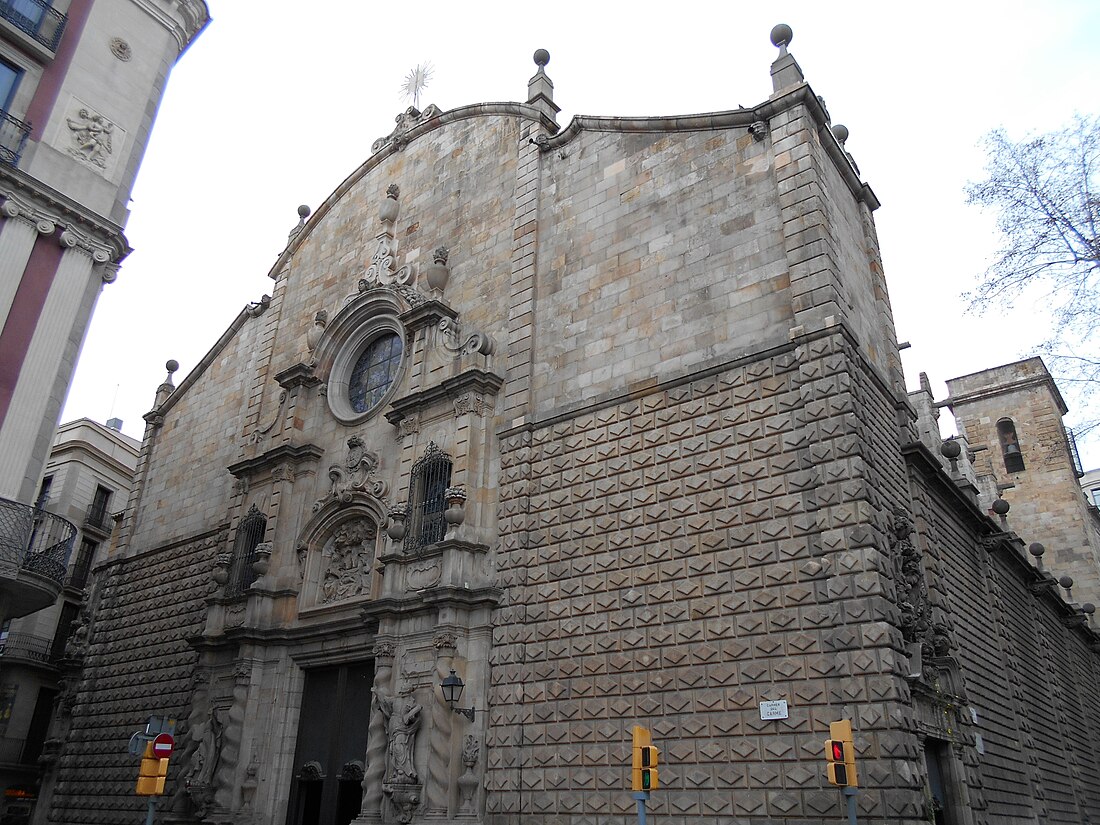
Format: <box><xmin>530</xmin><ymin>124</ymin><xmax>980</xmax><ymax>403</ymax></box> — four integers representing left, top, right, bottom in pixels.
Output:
<box><xmin>440</xmin><ymin>669</ymin><xmax>475</xmax><ymax>722</ymax></box>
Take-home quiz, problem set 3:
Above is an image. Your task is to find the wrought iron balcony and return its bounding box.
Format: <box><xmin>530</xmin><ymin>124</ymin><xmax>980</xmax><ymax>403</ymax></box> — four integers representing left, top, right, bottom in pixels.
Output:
<box><xmin>84</xmin><ymin>502</ymin><xmax>112</xmax><ymax>533</ymax></box>
<box><xmin>0</xmin><ymin>496</ymin><xmax>76</xmax><ymax>617</ymax></box>
<box><xmin>0</xmin><ymin>0</ymin><xmax>66</xmax><ymax>52</ymax></box>
<box><xmin>0</xmin><ymin>631</ymin><xmax>59</xmax><ymax>664</ymax></box>
<box><xmin>0</xmin><ymin>109</ymin><xmax>30</xmax><ymax>165</ymax></box>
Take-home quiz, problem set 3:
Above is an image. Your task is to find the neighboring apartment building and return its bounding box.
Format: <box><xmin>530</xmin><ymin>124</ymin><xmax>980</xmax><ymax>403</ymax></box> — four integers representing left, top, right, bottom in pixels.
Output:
<box><xmin>44</xmin><ymin>27</ymin><xmax>1100</xmax><ymax>825</ymax></box>
<box><xmin>0</xmin><ymin>0</ymin><xmax>208</xmax><ymax>637</ymax></box>
<box><xmin>0</xmin><ymin>417</ymin><xmax>138</xmax><ymax>825</ymax></box>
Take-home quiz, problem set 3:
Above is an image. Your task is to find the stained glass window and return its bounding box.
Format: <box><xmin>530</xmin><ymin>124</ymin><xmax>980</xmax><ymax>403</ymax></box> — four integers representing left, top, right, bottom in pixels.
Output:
<box><xmin>348</xmin><ymin>333</ymin><xmax>402</xmax><ymax>414</ymax></box>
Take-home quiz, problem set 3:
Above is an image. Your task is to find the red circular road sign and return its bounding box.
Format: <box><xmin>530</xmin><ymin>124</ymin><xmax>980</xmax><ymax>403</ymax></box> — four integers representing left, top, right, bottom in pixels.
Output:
<box><xmin>151</xmin><ymin>733</ymin><xmax>174</xmax><ymax>758</ymax></box>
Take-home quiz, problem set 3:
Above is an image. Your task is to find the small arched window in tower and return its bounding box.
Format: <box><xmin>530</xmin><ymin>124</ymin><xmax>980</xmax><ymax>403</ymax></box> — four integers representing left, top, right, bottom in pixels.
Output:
<box><xmin>227</xmin><ymin>504</ymin><xmax>267</xmax><ymax>597</ymax></box>
<box><xmin>406</xmin><ymin>442</ymin><xmax>452</xmax><ymax>553</ymax></box>
<box><xmin>997</xmin><ymin>418</ymin><xmax>1026</xmax><ymax>474</ymax></box>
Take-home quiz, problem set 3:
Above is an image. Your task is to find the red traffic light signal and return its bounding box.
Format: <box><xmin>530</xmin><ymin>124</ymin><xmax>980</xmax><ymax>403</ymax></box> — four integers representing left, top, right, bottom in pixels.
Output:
<box><xmin>824</xmin><ymin>720</ymin><xmax>858</xmax><ymax>787</ymax></box>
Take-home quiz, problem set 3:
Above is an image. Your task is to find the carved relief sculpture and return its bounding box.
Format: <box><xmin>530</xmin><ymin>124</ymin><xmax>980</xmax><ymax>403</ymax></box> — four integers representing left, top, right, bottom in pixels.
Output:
<box><xmin>320</xmin><ymin>519</ymin><xmax>376</xmax><ymax>604</ymax></box>
<box><xmin>66</xmin><ymin>108</ymin><xmax>113</xmax><ymax>167</ymax></box>
<box><xmin>890</xmin><ymin>507</ymin><xmax>936</xmax><ymax>682</ymax></box>
<box><xmin>458</xmin><ymin>735</ymin><xmax>481</xmax><ymax>813</ymax></box>
<box><xmin>184</xmin><ymin>706</ymin><xmax>224</xmax><ymax>817</ymax></box>
<box><xmin>378</xmin><ymin>688</ymin><xmax>422</xmax><ymax>783</ymax></box>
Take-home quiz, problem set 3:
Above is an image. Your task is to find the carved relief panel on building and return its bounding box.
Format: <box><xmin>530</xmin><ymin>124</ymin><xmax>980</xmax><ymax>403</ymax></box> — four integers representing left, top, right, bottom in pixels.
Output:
<box><xmin>296</xmin><ymin>517</ymin><xmax>378</xmax><ymax>607</ymax></box>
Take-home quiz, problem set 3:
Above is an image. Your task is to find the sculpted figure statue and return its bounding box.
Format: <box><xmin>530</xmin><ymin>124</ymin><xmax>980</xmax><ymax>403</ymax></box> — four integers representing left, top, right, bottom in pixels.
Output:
<box><xmin>376</xmin><ymin>687</ymin><xmax>422</xmax><ymax>784</ymax></box>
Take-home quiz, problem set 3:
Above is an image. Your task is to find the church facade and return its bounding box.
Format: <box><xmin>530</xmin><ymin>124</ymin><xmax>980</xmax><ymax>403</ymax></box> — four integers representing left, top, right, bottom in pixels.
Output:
<box><xmin>44</xmin><ymin>27</ymin><xmax>1100</xmax><ymax>825</ymax></box>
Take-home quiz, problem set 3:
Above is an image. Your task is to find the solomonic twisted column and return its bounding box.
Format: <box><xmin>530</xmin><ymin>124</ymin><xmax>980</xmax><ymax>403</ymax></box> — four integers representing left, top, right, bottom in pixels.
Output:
<box><xmin>361</xmin><ymin>643</ymin><xmax>395</xmax><ymax>820</ymax></box>
<box><xmin>425</xmin><ymin>632</ymin><xmax>457</xmax><ymax>816</ymax></box>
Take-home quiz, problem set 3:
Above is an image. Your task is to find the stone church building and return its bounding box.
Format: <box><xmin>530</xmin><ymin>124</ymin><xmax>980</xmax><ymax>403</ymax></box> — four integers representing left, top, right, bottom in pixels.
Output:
<box><xmin>43</xmin><ymin>26</ymin><xmax>1100</xmax><ymax>825</ymax></box>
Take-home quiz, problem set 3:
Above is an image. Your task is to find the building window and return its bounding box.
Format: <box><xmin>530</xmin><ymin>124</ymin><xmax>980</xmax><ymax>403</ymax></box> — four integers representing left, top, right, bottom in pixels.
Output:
<box><xmin>227</xmin><ymin>505</ymin><xmax>266</xmax><ymax>597</ymax></box>
<box><xmin>1090</xmin><ymin>488</ymin><xmax>1100</xmax><ymax>508</ymax></box>
<box><xmin>69</xmin><ymin>537</ymin><xmax>97</xmax><ymax>589</ymax></box>
<box><xmin>406</xmin><ymin>442</ymin><xmax>451</xmax><ymax>553</ymax></box>
<box><xmin>87</xmin><ymin>484</ymin><xmax>112</xmax><ymax>530</ymax></box>
<box><xmin>997</xmin><ymin>418</ymin><xmax>1025</xmax><ymax>473</ymax></box>
<box><xmin>348</xmin><ymin>332</ymin><xmax>403</xmax><ymax>414</ymax></box>
<box><xmin>34</xmin><ymin>474</ymin><xmax>52</xmax><ymax>509</ymax></box>
<box><xmin>0</xmin><ymin>58</ymin><xmax>21</xmax><ymax>112</ymax></box>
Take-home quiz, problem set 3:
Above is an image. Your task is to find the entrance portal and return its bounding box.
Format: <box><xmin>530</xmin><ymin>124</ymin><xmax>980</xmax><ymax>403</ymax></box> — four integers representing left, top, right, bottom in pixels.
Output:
<box><xmin>286</xmin><ymin>662</ymin><xmax>373</xmax><ymax>825</ymax></box>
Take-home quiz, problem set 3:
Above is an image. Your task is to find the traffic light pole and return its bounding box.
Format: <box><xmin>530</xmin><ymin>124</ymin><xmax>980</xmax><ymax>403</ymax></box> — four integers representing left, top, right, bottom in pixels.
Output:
<box><xmin>633</xmin><ymin>791</ymin><xmax>651</xmax><ymax>825</ymax></box>
<box><xmin>843</xmin><ymin>786</ymin><xmax>858</xmax><ymax>825</ymax></box>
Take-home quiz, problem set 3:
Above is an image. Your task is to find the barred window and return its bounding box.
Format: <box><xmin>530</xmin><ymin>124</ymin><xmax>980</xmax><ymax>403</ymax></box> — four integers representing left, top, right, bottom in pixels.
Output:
<box><xmin>406</xmin><ymin>443</ymin><xmax>451</xmax><ymax>553</ymax></box>
<box><xmin>227</xmin><ymin>504</ymin><xmax>267</xmax><ymax>597</ymax></box>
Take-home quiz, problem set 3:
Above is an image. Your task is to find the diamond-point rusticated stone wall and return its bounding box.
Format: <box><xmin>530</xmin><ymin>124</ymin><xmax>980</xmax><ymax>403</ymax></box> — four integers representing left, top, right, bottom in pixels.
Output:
<box><xmin>48</xmin><ymin>528</ymin><xmax>224</xmax><ymax>825</ymax></box>
<box><xmin>489</xmin><ymin>327</ymin><xmax>924</xmax><ymax>824</ymax></box>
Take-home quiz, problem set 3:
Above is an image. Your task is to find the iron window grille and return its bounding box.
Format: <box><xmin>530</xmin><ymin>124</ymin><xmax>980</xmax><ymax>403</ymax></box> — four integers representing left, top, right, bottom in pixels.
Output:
<box><xmin>226</xmin><ymin>504</ymin><xmax>267</xmax><ymax>597</ymax></box>
<box><xmin>405</xmin><ymin>442</ymin><xmax>451</xmax><ymax>554</ymax></box>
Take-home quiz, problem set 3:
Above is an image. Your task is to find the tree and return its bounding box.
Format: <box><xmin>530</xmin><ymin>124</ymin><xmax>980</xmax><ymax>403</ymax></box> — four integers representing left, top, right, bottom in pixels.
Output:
<box><xmin>967</xmin><ymin>114</ymin><xmax>1100</xmax><ymax>439</ymax></box>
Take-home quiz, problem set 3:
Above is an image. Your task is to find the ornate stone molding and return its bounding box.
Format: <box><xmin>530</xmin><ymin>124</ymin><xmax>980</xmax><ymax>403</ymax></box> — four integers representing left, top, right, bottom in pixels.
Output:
<box><xmin>0</xmin><ymin>196</ymin><xmax>56</xmax><ymax>234</ymax></box>
<box><xmin>439</xmin><ymin>318</ymin><xmax>493</xmax><ymax>357</ymax></box>
<box><xmin>372</xmin><ymin>105</ymin><xmax>442</xmax><ymax>154</ymax></box>
<box><xmin>312</xmin><ymin>436</ymin><xmax>387</xmax><ymax>511</ymax></box>
<box><xmin>60</xmin><ymin>228</ymin><xmax>112</xmax><ymax>262</ymax></box>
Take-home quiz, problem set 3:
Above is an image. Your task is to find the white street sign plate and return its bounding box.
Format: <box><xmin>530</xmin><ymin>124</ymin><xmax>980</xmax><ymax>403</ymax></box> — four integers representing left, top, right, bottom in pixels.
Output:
<box><xmin>759</xmin><ymin>700</ymin><xmax>789</xmax><ymax>720</ymax></box>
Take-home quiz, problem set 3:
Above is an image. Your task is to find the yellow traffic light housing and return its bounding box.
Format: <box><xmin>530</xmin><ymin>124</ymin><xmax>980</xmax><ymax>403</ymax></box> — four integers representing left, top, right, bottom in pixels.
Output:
<box><xmin>631</xmin><ymin>725</ymin><xmax>660</xmax><ymax>791</ymax></box>
<box><xmin>135</xmin><ymin>741</ymin><xmax>170</xmax><ymax>796</ymax></box>
<box><xmin>824</xmin><ymin>720</ymin><xmax>858</xmax><ymax>787</ymax></box>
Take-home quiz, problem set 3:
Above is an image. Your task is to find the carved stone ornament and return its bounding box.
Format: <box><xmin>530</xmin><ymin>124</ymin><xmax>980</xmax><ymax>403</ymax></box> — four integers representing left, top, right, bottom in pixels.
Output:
<box><xmin>109</xmin><ymin>37</ymin><xmax>132</xmax><ymax>61</ymax></box>
<box><xmin>458</xmin><ymin>735</ymin><xmax>480</xmax><ymax>813</ymax></box>
<box><xmin>397</xmin><ymin>413</ymin><xmax>420</xmax><ymax>440</ymax></box>
<box><xmin>453</xmin><ymin>392</ymin><xmax>487</xmax><ymax>417</ymax></box>
<box><xmin>433</xmin><ymin>631</ymin><xmax>457</xmax><ymax>650</ymax></box>
<box><xmin>375</xmin><ymin>641</ymin><xmax>397</xmax><ymax>661</ymax></box>
<box><xmin>300</xmin><ymin>761</ymin><xmax>323</xmax><ymax>781</ymax></box>
<box><xmin>372</xmin><ymin>104</ymin><xmax>442</xmax><ymax>154</ymax></box>
<box><xmin>889</xmin><ymin>507</ymin><xmax>935</xmax><ymax>682</ymax></box>
<box><xmin>66</xmin><ymin>107</ymin><xmax>114</xmax><ymax>168</ymax></box>
<box><xmin>363</xmin><ymin>234</ymin><xmax>413</xmax><ymax>287</ymax></box>
<box><xmin>313</xmin><ymin>435</ymin><xmax>388</xmax><ymax>511</ymax></box>
<box><xmin>749</xmin><ymin>120</ymin><xmax>768</xmax><ymax>142</ymax></box>
<box><xmin>184</xmin><ymin>706</ymin><xmax>224</xmax><ymax>818</ymax></box>
<box><xmin>406</xmin><ymin>559</ymin><xmax>441</xmax><ymax>591</ymax></box>
<box><xmin>320</xmin><ymin>519</ymin><xmax>377</xmax><ymax>604</ymax></box>
<box><xmin>377</xmin><ymin>687</ymin><xmax>422</xmax><ymax>784</ymax></box>
<box><xmin>307</xmin><ymin>309</ymin><xmax>327</xmax><ymax>353</ymax></box>
<box><xmin>250</xmin><ymin>389</ymin><xmax>288</xmax><ymax>445</ymax></box>
<box><xmin>439</xmin><ymin>318</ymin><xmax>493</xmax><ymax>357</ymax></box>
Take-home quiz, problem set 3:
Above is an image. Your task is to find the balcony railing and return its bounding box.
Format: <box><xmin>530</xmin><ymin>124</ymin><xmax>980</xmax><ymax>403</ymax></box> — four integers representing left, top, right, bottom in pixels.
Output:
<box><xmin>0</xmin><ymin>0</ymin><xmax>66</xmax><ymax>52</ymax></box>
<box><xmin>84</xmin><ymin>503</ymin><xmax>112</xmax><ymax>533</ymax></box>
<box><xmin>0</xmin><ymin>109</ymin><xmax>30</xmax><ymax>165</ymax></box>
<box><xmin>0</xmin><ymin>496</ymin><xmax>76</xmax><ymax>587</ymax></box>
<box><xmin>0</xmin><ymin>631</ymin><xmax>59</xmax><ymax>664</ymax></box>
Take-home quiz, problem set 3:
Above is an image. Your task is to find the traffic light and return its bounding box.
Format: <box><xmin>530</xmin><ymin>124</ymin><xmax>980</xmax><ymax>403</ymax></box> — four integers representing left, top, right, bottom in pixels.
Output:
<box><xmin>631</xmin><ymin>725</ymin><xmax>659</xmax><ymax>791</ymax></box>
<box><xmin>824</xmin><ymin>719</ymin><xmax>857</xmax><ymax>787</ymax></box>
<box><xmin>135</xmin><ymin>741</ymin><xmax>169</xmax><ymax>796</ymax></box>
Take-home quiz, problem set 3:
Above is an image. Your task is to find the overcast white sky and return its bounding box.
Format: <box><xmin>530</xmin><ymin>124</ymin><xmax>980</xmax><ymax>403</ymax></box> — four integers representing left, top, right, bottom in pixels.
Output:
<box><xmin>61</xmin><ymin>1</ymin><xmax>1100</xmax><ymax>465</ymax></box>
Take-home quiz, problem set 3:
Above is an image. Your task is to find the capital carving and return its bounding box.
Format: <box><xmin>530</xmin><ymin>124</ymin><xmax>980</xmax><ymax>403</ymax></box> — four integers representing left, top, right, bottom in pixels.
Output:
<box><xmin>433</xmin><ymin>631</ymin><xmax>457</xmax><ymax>651</ymax></box>
<box><xmin>375</xmin><ymin>641</ymin><xmax>397</xmax><ymax>661</ymax></box>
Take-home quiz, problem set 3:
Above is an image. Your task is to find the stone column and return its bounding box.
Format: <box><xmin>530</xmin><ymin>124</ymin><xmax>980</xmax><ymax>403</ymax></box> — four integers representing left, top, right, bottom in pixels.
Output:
<box><xmin>0</xmin><ymin>201</ymin><xmax>51</xmax><ymax>323</ymax></box>
<box><xmin>424</xmin><ymin>632</ymin><xmax>456</xmax><ymax>817</ymax></box>
<box><xmin>0</xmin><ymin>234</ymin><xmax>106</xmax><ymax>501</ymax></box>
<box><xmin>359</xmin><ymin>642</ymin><xmax>395</xmax><ymax>822</ymax></box>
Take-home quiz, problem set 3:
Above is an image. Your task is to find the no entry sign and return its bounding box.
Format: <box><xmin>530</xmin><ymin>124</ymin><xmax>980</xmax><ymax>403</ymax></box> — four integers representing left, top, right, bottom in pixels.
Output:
<box><xmin>151</xmin><ymin>733</ymin><xmax>174</xmax><ymax>759</ymax></box>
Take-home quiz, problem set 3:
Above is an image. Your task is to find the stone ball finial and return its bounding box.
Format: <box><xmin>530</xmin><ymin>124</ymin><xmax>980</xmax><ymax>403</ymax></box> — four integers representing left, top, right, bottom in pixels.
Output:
<box><xmin>533</xmin><ymin>49</ymin><xmax>550</xmax><ymax>68</ymax></box>
<box><xmin>297</xmin><ymin>204</ymin><xmax>311</xmax><ymax>219</ymax></box>
<box><xmin>832</xmin><ymin>124</ymin><xmax>849</xmax><ymax>144</ymax></box>
<box><xmin>1059</xmin><ymin>575</ymin><xmax>1074</xmax><ymax>590</ymax></box>
<box><xmin>165</xmin><ymin>359</ymin><xmax>179</xmax><ymax>374</ymax></box>
<box><xmin>991</xmin><ymin>498</ymin><xmax>1010</xmax><ymax>516</ymax></box>
<box><xmin>940</xmin><ymin>439</ymin><xmax>961</xmax><ymax>459</ymax></box>
<box><xmin>1083</xmin><ymin>603</ymin><xmax>1095</xmax><ymax>615</ymax></box>
<box><xmin>770</xmin><ymin>23</ymin><xmax>793</xmax><ymax>48</ymax></box>
<box><xmin>1029</xmin><ymin>542</ymin><xmax>1045</xmax><ymax>558</ymax></box>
